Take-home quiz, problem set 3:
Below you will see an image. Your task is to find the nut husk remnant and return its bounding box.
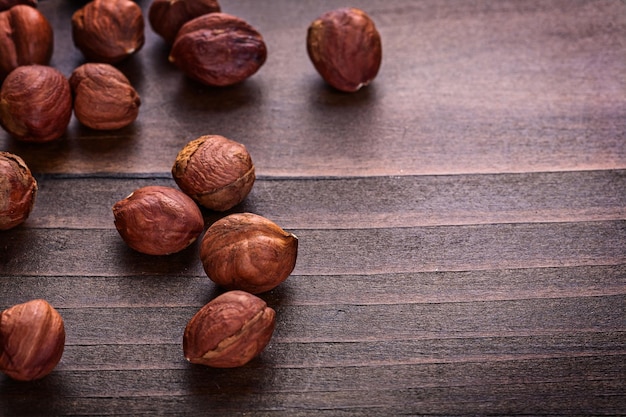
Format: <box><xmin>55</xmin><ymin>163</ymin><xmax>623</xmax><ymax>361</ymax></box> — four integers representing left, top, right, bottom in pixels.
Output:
<box><xmin>183</xmin><ymin>290</ymin><xmax>276</xmax><ymax>368</ymax></box>
<box><xmin>0</xmin><ymin>65</ymin><xmax>72</xmax><ymax>142</ymax></box>
<box><xmin>70</xmin><ymin>63</ymin><xmax>141</xmax><ymax>130</ymax></box>
<box><xmin>0</xmin><ymin>299</ymin><xmax>65</xmax><ymax>381</ymax></box>
<box><xmin>0</xmin><ymin>5</ymin><xmax>53</xmax><ymax>80</ymax></box>
<box><xmin>172</xmin><ymin>135</ymin><xmax>255</xmax><ymax>211</ymax></box>
<box><xmin>169</xmin><ymin>13</ymin><xmax>267</xmax><ymax>87</ymax></box>
<box><xmin>149</xmin><ymin>0</ymin><xmax>221</xmax><ymax>44</ymax></box>
<box><xmin>112</xmin><ymin>185</ymin><xmax>205</xmax><ymax>255</ymax></box>
<box><xmin>307</xmin><ymin>8</ymin><xmax>382</xmax><ymax>92</ymax></box>
<box><xmin>0</xmin><ymin>151</ymin><xmax>37</xmax><ymax>230</ymax></box>
<box><xmin>200</xmin><ymin>213</ymin><xmax>298</xmax><ymax>294</ymax></box>
<box><xmin>71</xmin><ymin>0</ymin><xmax>145</xmax><ymax>64</ymax></box>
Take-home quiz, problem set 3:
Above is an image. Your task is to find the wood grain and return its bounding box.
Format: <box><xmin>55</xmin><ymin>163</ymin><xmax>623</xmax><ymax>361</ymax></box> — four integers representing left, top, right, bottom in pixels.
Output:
<box><xmin>2</xmin><ymin>221</ymin><xmax>625</xmax><ymax>276</ymax></box>
<box><xmin>21</xmin><ymin>169</ymin><xmax>626</xmax><ymax>229</ymax></box>
<box><xmin>0</xmin><ymin>0</ymin><xmax>624</xmax><ymax>415</ymax></box>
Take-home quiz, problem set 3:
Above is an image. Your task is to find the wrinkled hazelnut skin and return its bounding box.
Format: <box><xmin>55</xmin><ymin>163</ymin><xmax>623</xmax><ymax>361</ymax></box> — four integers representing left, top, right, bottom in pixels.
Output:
<box><xmin>183</xmin><ymin>290</ymin><xmax>275</xmax><ymax>368</ymax></box>
<box><xmin>112</xmin><ymin>185</ymin><xmax>204</xmax><ymax>255</ymax></box>
<box><xmin>71</xmin><ymin>0</ymin><xmax>145</xmax><ymax>64</ymax></box>
<box><xmin>0</xmin><ymin>65</ymin><xmax>72</xmax><ymax>142</ymax></box>
<box><xmin>200</xmin><ymin>213</ymin><xmax>298</xmax><ymax>294</ymax></box>
<box><xmin>0</xmin><ymin>5</ymin><xmax>53</xmax><ymax>80</ymax></box>
<box><xmin>169</xmin><ymin>13</ymin><xmax>267</xmax><ymax>87</ymax></box>
<box><xmin>149</xmin><ymin>0</ymin><xmax>221</xmax><ymax>45</ymax></box>
<box><xmin>307</xmin><ymin>8</ymin><xmax>382</xmax><ymax>92</ymax></box>
<box><xmin>0</xmin><ymin>0</ymin><xmax>37</xmax><ymax>12</ymax></box>
<box><xmin>0</xmin><ymin>299</ymin><xmax>65</xmax><ymax>381</ymax></box>
<box><xmin>172</xmin><ymin>135</ymin><xmax>255</xmax><ymax>211</ymax></box>
<box><xmin>0</xmin><ymin>152</ymin><xmax>37</xmax><ymax>230</ymax></box>
<box><xmin>70</xmin><ymin>63</ymin><xmax>141</xmax><ymax>130</ymax></box>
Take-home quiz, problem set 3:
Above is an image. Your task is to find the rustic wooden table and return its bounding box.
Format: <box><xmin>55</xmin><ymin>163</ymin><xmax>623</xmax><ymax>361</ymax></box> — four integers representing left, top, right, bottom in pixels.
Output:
<box><xmin>1</xmin><ymin>0</ymin><xmax>625</xmax><ymax>415</ymax></box>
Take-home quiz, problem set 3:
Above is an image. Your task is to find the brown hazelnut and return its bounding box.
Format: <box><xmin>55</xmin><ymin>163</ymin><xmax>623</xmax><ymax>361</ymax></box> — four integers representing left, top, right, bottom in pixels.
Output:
<box><xmin>148</xmin><ymin>0</ymin><xmax>221</xmax><ymax>45</ymax></box>
<box><xmin>0</xmin><ymin>5</ymin><xmax>53</xmax><ymax>80</ymax></box>
<box><xmin>0</xmin><ymin>299</ymin><xmax>65</xmax><ymax>381</ymax></box>
<box><xmin>0</xmin><ymin>151</ymin><xmax>37</xmax><ymax>230</ymax></box>
<box><xmin>0</xmin><ymin>0</ymin><xmax>37</xmax><ymax>12</ymax></box>
<box><xmin>71</xmin><ymin>0</ymin><xmax>145</xmax><ymax>64</ymax></box>
<box><xmin>183</xmin><ymin>290</ymin><xmax>275</xmax><ymax>368</ymax></box>
<box><xmin>0</xmin><ymin>65</ymin><xmax>72</xmax><ymax>142</ymax></box>
<box><xmin>172</xmin><ymin>135</ymin><xmax>255</xmax><ymax>211</ymax></box>
<box><xmin>70</xmin><ymin>63</ymin><xmax>141</xmax><ymax>130</ymax></box>
<box><xmin>307</xmin><ymin>8</ymin><xmax>382</xmax><ymax>92</ymax></box>
<box><xmin>112</xmin><ymin>185</ymin><xmax>204</xmax><ymax>255</ymax></box>
<box><xmin>200</xmin><ymin>213</ymin><xmax>298</xmax><ymax>294</ymax></box>
<box><xmin>169</xmin><ymin>13</ymin><xmax>267</xmax><ymax>87</ymax></box>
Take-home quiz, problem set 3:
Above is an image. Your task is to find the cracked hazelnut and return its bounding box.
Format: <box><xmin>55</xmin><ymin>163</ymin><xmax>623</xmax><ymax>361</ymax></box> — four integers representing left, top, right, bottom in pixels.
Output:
<box><xmin>0</xmin><ymin>65</ymin><xmax>72</xmax><ymax>142</ymax></box>
<box><xmin>169</xmin><ymin>13</ymin><xmax>267</xmax><ymax>87</ymax></box>
<box><xmin>172</xmin><ymin>135</ymin><xmax>255</xmax><ymax>211</ymax></box>
<box><xmin>0</xmin><ymin>299</ymin><xmax>65</xmax><ymax>381</ymax></box>
<box><xmin>0</xmin><ymin>5</ymin><xmax>53</xmax><ymax>80</ymax></box>
<box><xmin>183</xmin><ymin>290</ymin><xmax>275</xmax><ymax>368</ymax></box>
<box><xmin>70</xmin><ymin>63</ymin><xmax>141</xmax><ymax>130</ymax></box>
<box><xmin>149</xmin><ymin>0</ymin><xmax>221</xmax><ymax>45</ymax></box>
<box><xmin>200</xmin><ymin>213</ymin><xmax>298</xmax><ymax>294</ymax></box>
<box><xmin>0</xmin><ymin>152</ymin><xmax>37</xmax><ymax>230</ymax></box>
<box><xmin>112</xmin><ymin>185</ymin><xmax>204</xmax><ymax>255</ymax></box>
<box><xmin>307</xmin><ymin>8</ymin><xmax>382</xmax><ymax>92</ymax></box>
<box><xmin>71</xmin><ymin>0</ymin><xmax>145</xmax><ymax>64</ymax></box>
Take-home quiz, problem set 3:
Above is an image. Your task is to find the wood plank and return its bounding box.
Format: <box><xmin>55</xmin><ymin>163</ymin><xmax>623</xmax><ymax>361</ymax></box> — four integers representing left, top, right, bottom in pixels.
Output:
<box><xmin>1</xmin><ymin>0</ymin><xmax>624</xmax><ymax>176</ymax></box>
<box><xmin>0</xmin><ymin>295</ymin><xmax>619</xmax><ymax>345</ymax></box>
<box><xmin>23</xmin><ymin>169</ymin><xmax>626</xmax><ymax>230</ymax></box>
<box><xmin>2</xmin><ymin>265</ymin><xmax>624</xmax><ymax>308</ymax></box>
<box><xmin>0</xmin><ymin>357</ymin><xmax>624</xmax><ymax>415</ymax></box>
<box><xmin>44</xmin><ymin>331</ymin><xmax>626</xmax><ymax>370</ymax></box>
<box><xmin>1</xmin><ymin>221</ymin><xmax>624</xmax><ymax>276</ymax></box>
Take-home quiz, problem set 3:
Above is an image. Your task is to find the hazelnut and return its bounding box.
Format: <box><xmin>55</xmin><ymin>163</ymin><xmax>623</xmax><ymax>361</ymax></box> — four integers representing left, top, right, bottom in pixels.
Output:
<box><xmin>0</xmin><ymin>299</ymin><xmax>65</xmax><ymax>381</ymax></box>
<box><xmin>183</xmin><ymin>290</ymin><xmax>275</xmax><ymax>368</ymax></box>
<box><xmin>71</xmin><ymin>0</ymin><xmax>145</xmax><ymax>64</ymax></box>
<box><xmin>0</xmin><ymin>0</ymin><xmax>37</xmax><ymax>12</ymax></box>
<box><xmin>307</xmin><ymin>8</ymin><xmax>382</xmax><ymax>92</ymax></box>
<box><xmin>149</xmin><ymin>0</ymin><xmax>221</xmax><ymax>45</ymax></box>
<box><xmin>112</xmin><ymin>185</ymin><xmax>204</xmax><ymax>255</ymax></box>
<box><xmin>0</xmin><ymin>65</ymin><xmax>72</xmax><ymax>142</ymax></box>
<box><xmin>0</xmin><ymin>5</ymin><xmax>53</xmax><ymax>80</ymax></box>
<box><xmin>0</xmin><ymin>151</ymin><xmax>37</xmax><ymax>230</ymax></box>
<box><xmin>172</xmin><ymin>135</ymin><xmax>255</xmax><ymax>212</ymax></box>
<box><xmin>200</xmin><ymin>213</ymin><xmax>298</xmax><ymax>294</ymax></box>
<box><xmin>169</xmin><ymin>13</ymin><xmax>267</xmax><ymax>87</ymax></box>
<box><xmin>70</xmin><ymin>63</ymin><xmax>141</xmax><ymax>130</ymax></box>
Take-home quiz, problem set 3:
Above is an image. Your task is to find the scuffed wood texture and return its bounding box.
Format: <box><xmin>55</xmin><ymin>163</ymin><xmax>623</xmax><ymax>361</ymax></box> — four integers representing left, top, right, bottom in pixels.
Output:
<box><xmin>1</xmin><ymin>0</ymin><xmax>625</xmax><ymax>415</ymax></box>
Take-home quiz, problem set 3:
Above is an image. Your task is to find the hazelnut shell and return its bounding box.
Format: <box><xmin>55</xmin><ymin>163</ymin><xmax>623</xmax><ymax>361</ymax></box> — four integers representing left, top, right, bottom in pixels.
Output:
<box><xmin>0</xmin><ymin>299</ymin><xmax>65</xmax><ymax>381</ymax></box>
<box><xmin>172</xmin><ymin>135</ymin><xmax>255</xmax><ymax>212</ymax></box>
<box><xmin>71</xmin><ymin>0</ymin><xmax>145</xmax><ymax>64</ymax></box>
<box><xmin>0</xmin><ymin>5</ymin><xmax>53</xmax><ymax>80</ymax></box>
<box><xmin>0</xmin><ymin>151</ymin><xmax>37</xmax><ymax>230</ymax></box>
<box><xmin>0</xmin><ymin>65</ymin><xmax>72</xmax><ymax>142</ymax></box>
<box><xmin>183</xmin><ymin>290</ymin><xmax>276</xmax><ymax>368</ymax></box>
<box><xmin>112</xmin><ymin>185</ymin><xmax>205</xmax><ymax>255</ymax></box>
<box><xmin>307</xmin><ymin>8</ymin><xmax>382</xmax><ymax>92</ymax></box>
<box><xmin>70</xmin><ymin>63</ymin><xmax>141</xmax><ymax>130</ymax></box>
<box><xmin>200</xmin><ymin>213</ymin><xmax>298</xmax><ymax>294</ymax></box>
<box><xmin>0</xmin><ymin>0</ymin><xmax>37</xmax><ymax>12</ymax></box>
<box><xmin>169</xmin><ymin>13</ymin><xmax>267</xmax><ymax>87</ymax></box>
<box><xmin>149</xmin><ymin>0</ymin><xmax>221</xmax><ymax>44</ymax></box>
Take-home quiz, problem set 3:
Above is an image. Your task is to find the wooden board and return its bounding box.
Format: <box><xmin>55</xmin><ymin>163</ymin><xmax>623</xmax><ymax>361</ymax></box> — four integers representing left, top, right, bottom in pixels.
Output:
<box><xmin>1</xmin><ymin>0</ymin><xmax>625</xmax><ymax>415</ymax></box>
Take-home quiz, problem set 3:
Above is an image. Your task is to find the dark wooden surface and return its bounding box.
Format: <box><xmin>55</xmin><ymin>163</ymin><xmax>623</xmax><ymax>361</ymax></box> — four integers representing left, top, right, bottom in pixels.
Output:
<box><xmin>1</xmin><ymin>0</ymin><xmax>625</xmax><ymax>415</ymax></box>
